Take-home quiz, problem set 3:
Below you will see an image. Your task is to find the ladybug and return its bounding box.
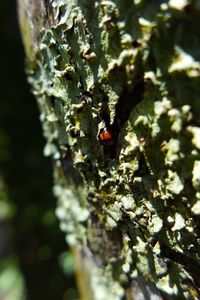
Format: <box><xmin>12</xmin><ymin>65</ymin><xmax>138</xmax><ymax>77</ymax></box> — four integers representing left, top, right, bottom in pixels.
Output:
<box><xmin>98</xmin><ymin>126</ymin><xmax>114</xmax><ymax>146</ymax></box>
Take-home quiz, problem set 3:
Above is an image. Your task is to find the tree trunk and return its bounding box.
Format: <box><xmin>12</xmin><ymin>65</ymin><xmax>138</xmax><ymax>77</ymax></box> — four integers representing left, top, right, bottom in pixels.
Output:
<box><xmin>17</xmin><ymin>1</ymin><xmax>200</xmax><ymax>299</ymax></box>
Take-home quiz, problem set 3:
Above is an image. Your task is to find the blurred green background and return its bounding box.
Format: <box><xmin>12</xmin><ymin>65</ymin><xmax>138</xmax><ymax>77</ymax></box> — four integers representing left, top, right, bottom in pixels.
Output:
<box><xmin>0</xmin><ymin>1</ymin><xmax>78</xmax><ymax>299</ymax></box>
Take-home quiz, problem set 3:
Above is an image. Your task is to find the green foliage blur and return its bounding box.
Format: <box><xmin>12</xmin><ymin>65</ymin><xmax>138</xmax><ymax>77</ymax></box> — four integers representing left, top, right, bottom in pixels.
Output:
<box><xmin>0</xmin><ymin>1</ymin><xmax>78</xmax><ymax>299</ymax></box>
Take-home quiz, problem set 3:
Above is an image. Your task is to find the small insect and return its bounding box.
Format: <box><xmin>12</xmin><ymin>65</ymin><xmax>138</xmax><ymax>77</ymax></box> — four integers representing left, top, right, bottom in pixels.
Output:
<box><xmin>98</xmin><ymin>125</ymin><xmax>114</xmax><ymax>146</ymax></box>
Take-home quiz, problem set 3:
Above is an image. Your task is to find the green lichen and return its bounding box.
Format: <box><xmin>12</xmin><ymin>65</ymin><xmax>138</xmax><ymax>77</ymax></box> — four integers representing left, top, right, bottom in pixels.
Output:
<box><xmin>22</xmin><ymin>0</ymin><xmax>200</xmax><ymax>299</ymax></box>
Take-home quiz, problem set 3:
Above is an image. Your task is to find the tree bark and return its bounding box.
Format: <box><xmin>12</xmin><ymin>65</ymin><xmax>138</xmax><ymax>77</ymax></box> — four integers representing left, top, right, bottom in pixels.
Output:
<box><xmin>18</xmin><ymin>1</ymin><xmax>200</xmax><ymax>299</ymax></box>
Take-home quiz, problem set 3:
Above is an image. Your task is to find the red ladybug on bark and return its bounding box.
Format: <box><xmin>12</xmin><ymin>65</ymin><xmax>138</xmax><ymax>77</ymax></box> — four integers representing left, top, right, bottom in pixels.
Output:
<box><xmin>98</xmin><ymin>126</ymin><xmax>114</xmax><ymax>146</ymax></box>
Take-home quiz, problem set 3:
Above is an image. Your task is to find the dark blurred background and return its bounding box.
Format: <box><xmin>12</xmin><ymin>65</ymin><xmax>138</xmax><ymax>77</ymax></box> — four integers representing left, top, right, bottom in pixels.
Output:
<box><xmin>0</xmin><ymin>1</ymin><xmax>77</xmax><ymax>299</ymax></box>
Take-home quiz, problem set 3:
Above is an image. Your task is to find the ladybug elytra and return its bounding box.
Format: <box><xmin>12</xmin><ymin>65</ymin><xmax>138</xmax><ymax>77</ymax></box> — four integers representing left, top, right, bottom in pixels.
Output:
<box><xmin>98</xmin><ymin>126</ymin><xmax>114</xmax><ymax>146</ymax></box>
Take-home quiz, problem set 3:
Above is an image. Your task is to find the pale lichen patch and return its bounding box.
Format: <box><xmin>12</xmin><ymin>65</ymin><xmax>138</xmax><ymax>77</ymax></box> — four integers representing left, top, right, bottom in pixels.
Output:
<box><xmin>171</xmin><ymin>213</ymin><xmax>185</xmax><ymax>231</ymax></box>
<box><xmin>192</xmin><ymin>161</ymin><xmax>200</xmax><ymax>190</ymax></box>
<box><xmin>187</xmin><ymin>126</ymin><xmax>200</xmax><ymax>150</ymax></box>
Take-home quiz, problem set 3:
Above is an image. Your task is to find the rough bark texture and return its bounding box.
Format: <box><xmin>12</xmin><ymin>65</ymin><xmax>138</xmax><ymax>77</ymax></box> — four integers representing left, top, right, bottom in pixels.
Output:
<box><xmin>18</xmin><ymin>0</ymin><xmax>200</xmax><ymax>299</ymax></box>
